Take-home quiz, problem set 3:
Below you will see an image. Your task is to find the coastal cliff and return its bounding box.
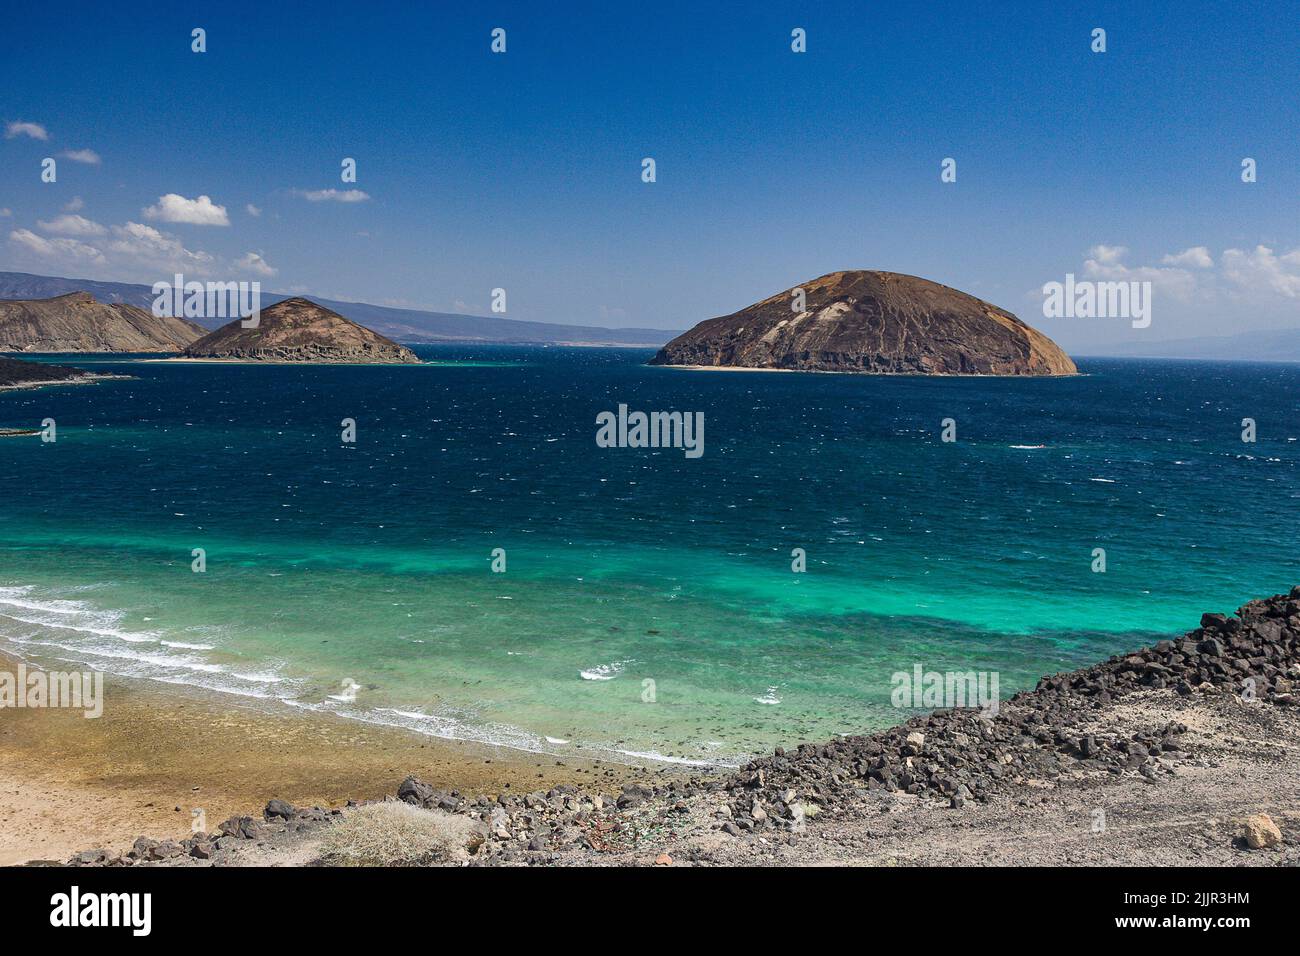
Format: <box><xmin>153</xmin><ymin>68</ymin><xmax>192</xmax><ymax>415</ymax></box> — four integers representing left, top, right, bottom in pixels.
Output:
<box><xmin>183</xmin><ymin>297</ymin><xmax>421</xmax><ymax>363</ymax></box>
<box><xmin>651</xmin><ymin>270</ymin><xmax>1077</xmax><ymax>376</ymax></box>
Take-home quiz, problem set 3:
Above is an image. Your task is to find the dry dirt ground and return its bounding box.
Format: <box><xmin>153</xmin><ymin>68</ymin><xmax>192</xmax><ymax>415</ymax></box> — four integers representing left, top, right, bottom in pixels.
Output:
<box><xmin>146</xmin><ymin>687</ymin><xmax>1298</xmax><ymax>868</ymax></box>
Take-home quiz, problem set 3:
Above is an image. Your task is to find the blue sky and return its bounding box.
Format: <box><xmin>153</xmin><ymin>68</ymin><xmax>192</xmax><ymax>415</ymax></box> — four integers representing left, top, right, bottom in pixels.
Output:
<box><xmin>1</xmin><ymin>0</ymin><xmax>1297</xmax><ymax>350</ymax></box>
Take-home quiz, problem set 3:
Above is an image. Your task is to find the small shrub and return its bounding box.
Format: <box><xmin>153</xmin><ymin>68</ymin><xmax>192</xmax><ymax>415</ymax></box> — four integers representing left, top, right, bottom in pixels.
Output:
<box><xmin>318</xmin><ymin>801</ymin><xmax>479</xmax><ymax>866</ymax></box>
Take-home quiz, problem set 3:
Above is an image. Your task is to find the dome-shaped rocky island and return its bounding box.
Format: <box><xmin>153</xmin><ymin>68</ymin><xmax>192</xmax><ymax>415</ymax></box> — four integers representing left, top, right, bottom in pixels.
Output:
<box><xmin>650</xmin><ymin>270</ymin><xmax>1076</xmax><ymax>376</ymax></box>
<box><xmin>183</xmin><ymin>297</ymin><xmax>420</xmax><ymax>364</ymax></box>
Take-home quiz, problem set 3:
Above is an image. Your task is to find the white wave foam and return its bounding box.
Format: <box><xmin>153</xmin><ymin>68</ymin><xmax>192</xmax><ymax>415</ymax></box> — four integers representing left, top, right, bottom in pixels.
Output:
<box><xmin>231</xmin><ymin>671</ymin><xmax>287</xmax><ymax>684</ymax></box>
<box><xmin>580</xmin><ymin>660</ymin><xmax>631</xmax><ymax>681</ymax></box>
<box><xmin>615</xmin><ymin>749</ymin><xmax>716</xmax><ymax>767</ymax></box>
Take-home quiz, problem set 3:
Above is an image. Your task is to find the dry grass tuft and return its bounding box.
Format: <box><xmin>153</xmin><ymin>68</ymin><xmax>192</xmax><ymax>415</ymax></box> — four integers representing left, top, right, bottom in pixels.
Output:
<box><xmin>317</xmin><ymin>801</ymin><xmax>479</xmax><ymax>867</ymax></box>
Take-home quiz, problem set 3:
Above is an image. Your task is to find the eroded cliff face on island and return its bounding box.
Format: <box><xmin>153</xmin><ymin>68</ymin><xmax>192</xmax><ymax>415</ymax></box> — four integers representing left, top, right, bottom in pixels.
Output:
<box><xmin>650</xmin><ymin>271</ymin><xmax>1077</xmax><ymax>376</ymax></box>
<box><xmin>183</xmin><ymin>298</ymin><xmax>421</xmax><ymax>363</ymax></box>
<box><xmin>0</xmin><ymin>292</ymin><xmax>205</xmax><ymax>353</ymax></box>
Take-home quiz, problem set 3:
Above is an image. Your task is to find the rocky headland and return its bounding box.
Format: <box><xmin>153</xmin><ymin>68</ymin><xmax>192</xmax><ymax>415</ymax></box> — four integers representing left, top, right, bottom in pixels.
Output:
<box><xmin>52</xmin><ymin>588</ymin><xmax>1300</xmax><ymax>867</ymax></box>
<box><xmin>0</xmin><ymin>292</ymin><xmax>204</xmax><ymax>353</ymax></box>
<box><xmin>0</xmin><ymin>355</ymin><xmax>127</xmax><ymax>395</ymax></box>
<box><xmin>651</xmin><ymin>271</ymin><xmax>1077</xmax><ymax>376</ymax></box>
<box><xmin>182</xmin><ymin>298</ymin><xmax>421</xmax><ymax>364</ymax></box>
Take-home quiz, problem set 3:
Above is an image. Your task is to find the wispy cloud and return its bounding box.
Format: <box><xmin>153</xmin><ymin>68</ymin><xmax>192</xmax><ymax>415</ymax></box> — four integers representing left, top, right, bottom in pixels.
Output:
<box><xmin>105</xmin><ymin>221</ymin><xmax>216</xmax><ymax>272</ymax></box>
<box><xmin>36</xmin><ymin>214</ymin><xmax>107</xmax><ymax>237</ymax></box>
<box><xmin>235</xmin><ymin>251</ymin><xmax>277</xmax><ymax>276</ymax></box>
<box><xmin>142</xmin><ymin>193</ymin><xmax>230</xmax><ymax>226</ymax></box>
<box><xmin>245</xmin><ymin>203</ymin><xmax>261</xmax><ymax>217</ymax></box>
<box><xmin>1081</xmin><ymin>245</ymin><xmax>1198</xmax><ymax>300</ymax></box>
<box><xmin>4</xmin><ymin>121</ymin><xmax>48</xmax><ymax>141</ymax></box>
<box><xmin>1160</xmin><ymin>247</ymin><xmax>1213</xmax><ymax>269</ymax></box>
<box><xmin>8</xmin><ymin>213</ymin><xmax>285</xmax><ymax>282</ymax></box>
<box><xmin>59</xmin><ymin>148</ymin><xmax>101</xmax><ymax>165</ymax></box>
<box><xmin>292</xmin><ymin>188</ymin><xmax>370</xmax><ymax>203</ymax></box>
<box><xmin>1039</xmin><ymin>242</ymin><xmax>1300</xmax><ymax>313</ymax></box>
<box><xmin>1221</xmin><ymin>245</ymin><xmax>1300</xmax><ymax>298</ymax></box>
<box><xmin>9</xmin><ymin>228</ymin><xmax>105</xmax><ymax>264</ymax></box>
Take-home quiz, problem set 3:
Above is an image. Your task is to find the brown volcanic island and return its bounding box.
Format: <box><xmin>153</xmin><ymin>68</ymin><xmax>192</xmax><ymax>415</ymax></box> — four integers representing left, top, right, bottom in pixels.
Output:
<box><xmin>183</xmin><ymin>297</ymin><xmax>420</xmax><ymax>364</ymax></box>
<box><xmin>0</xmin><ymin>292</ymin><xmax>204</xmax><ymax>352</ymax></box>
<box><xmin>650</xmin><ymin>271</ymin><xmax>1076</xmax><ymax>376</ymax></box>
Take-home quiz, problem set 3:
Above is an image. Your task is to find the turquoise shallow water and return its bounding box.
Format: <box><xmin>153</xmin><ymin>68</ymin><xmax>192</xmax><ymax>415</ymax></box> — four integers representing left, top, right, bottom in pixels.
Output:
<box><xmin>0</xmin><ymin>348</ymin><xmax>1296</xmax><ymax>764</ymax></box>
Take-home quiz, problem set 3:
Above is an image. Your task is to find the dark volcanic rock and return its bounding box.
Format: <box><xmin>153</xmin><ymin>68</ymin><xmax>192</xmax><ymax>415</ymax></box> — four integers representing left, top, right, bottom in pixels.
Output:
<box><xmin>0</xmin><ymin>355</ymin><xmax>95</xmax><ymax>390</ymax></box>
<box><xmin>183</xmin><ymin>297</ymin><xmax>420</xmax><ymax>364</ymax></box>
<box><xmin>650</xmin><ymin>270</ymin><xmax>1076</xmax><ymax>376</ymax></box>
<box><xmin>728</xmin><ymin>587</ymin><xmax>1300</xmax><ymax>821</ymax></box>
<box><xmin>264</xmin><ymin>799</ymin><xmax>296</xmax><ymax>821</ymax></box>
<box><xmin>397</xmin><ymin>775</ymin><xmax>435</xmax><ymax>806</ymax></box>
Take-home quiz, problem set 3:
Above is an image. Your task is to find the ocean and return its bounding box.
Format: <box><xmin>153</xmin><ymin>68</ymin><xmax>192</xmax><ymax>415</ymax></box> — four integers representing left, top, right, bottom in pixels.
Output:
<box><xmin>1</xmin><ymin>348</ymin><xmax>1296</xmax><ymax>766</ymax></box>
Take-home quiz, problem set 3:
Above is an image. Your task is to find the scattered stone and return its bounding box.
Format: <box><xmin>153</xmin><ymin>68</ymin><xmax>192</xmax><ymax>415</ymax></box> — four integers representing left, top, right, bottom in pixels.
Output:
<box><xmin>1242</xmin><ymin>813</ymin><xmax>1282</xmax><ymax>849</ymax></box>
<box><xmin>264</xmin><ymin>799</ymin><xmax>295</xmax><ymax>821</ymax></box>
<box><xmin>397</xmin><ymin>776</ymin><xmax>434</xmax><ymax>806</ymax></box>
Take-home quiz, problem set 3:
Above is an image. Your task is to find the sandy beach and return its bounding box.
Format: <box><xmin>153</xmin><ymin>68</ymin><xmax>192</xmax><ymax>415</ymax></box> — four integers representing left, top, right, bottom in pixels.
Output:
<box><xmin>0</xmin><ymin>650</ymin><xmax>655</xmax><ymax>865</ymax></box>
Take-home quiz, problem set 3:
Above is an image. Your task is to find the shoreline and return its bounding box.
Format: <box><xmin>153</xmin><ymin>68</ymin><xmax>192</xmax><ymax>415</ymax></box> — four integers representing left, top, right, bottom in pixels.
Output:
<box><xmin>0</xmin><ymin>373</ymin><xmax>131</xmax><ymax>393</ymax></box>
<box><xmin>9</xmin><ymin>588</ymin><xmax>1300</xmax><ymax>867</ymax></box>
<box><xmin>144</xmin><ymin>357</ymin><xmax>426</xmax><ymax>365</ymax></box>
<box><xmin>648</xmin><ymin>363</ymin><xmax>1081</xmax><ymax>377</ymax></box>
<box><xmin>0</xmin><ymin>649</ymin><xmax>665</xmax><ymax>865</ymax></box>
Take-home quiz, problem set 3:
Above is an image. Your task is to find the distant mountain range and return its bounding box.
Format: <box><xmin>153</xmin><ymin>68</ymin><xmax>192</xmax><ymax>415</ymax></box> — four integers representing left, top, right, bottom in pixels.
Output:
<box><xmin>1085</xmin><ymin>327</ymin><xmax>1300</xmax><ymax>363</ymax></box>
<box><xmin>0</xmin><ymin>272</ymin><xmax>679</xmax><ymax>347</ymax></box>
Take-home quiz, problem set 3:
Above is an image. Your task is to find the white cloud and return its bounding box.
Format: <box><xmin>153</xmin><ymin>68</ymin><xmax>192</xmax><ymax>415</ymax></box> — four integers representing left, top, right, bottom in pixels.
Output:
<box><xmin>9</xmin><ymin>228</ymin><xmax>105</xmax><ymax>264</ymax></box>
<box><xmin>36</xmin><ymin>214</ymin><xmax>107</xmax><ymax>237</ymax></box>
<box><xmin>7</xmin><ymin>215</ymin><xmax>284</xmax><ymax>281</ymax></box>
<box><xmin>1082</xmin><ymin>246</ymin><xmax>1198</xmax><ymax>300</ymax></box>
<box><xmin>245</xmin><ymin>203</ymin><xmax>261</xmax><ymax>217</ymax></box>
<box><xmin>1048</xmin><ymin>242</ymin><xmax>1300</xmax><ymax>312</ymax></box>
<box><xmin>1220</xmin><ymin>245</ymin><xmax>1300</xmax><ymax>299</ymax></box>
<box><xmin>59</xmin><ymin>148</ymin><xmax>101</xmax><ymax>165</ymax></box>
<box><xmin>142</xmin><ymin>193</ymin><xmax>230</xmax><ymax>226</ymax></box>
<box><xmin>1086</xmin><ymin>244</ymin><xmax>1128</xmax><ymax>266</ymax></box>
<box><xmin>1160</xmin><ymin>247</ymin><xmax>1213</xmax><ymax>269</ymax></box>
<box><xmin>106</xmin><ymin>221</ymin><xmax>216</xmax><ymax>273</ymax></box>
<box><xmin>293</xmin><ymin>188</ymin><xmax>370</xmax><ymax>203</ymax></box>
<box><xmin>0</xmin><ymin>208</ymin><xmax>11</xmax><ymax>218</ymax></box>
<box><xmin>64</xmin><ymin>196</ymin><xmax>84</xmax><ymax>212</ymax></box>
<box><xmin>5</xmin><ymin>121</ymin><xmax>48</xmax><ymax>141</ymax></box>
<box><xmin>235</xmin><ymin>251</ymin><xmax>277</xmax><ymax>277</ymax></box>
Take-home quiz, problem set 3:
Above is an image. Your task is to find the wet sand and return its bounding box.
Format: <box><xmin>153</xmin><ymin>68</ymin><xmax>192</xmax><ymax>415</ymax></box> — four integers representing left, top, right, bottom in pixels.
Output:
<box><xmin>0</xmin><ymin>652</ymin><xmax>651</xmax><ymax>865</ymax></box>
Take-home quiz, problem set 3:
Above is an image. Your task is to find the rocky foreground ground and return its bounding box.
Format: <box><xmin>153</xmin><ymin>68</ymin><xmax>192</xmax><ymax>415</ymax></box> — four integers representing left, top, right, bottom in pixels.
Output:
<box><xmin>54</xmin><ymin>590</ymin><xmax>1300</xmax><ymax>867</ymax></box>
